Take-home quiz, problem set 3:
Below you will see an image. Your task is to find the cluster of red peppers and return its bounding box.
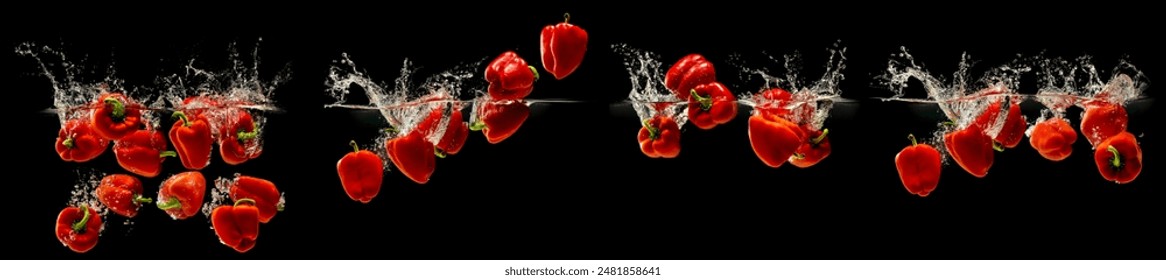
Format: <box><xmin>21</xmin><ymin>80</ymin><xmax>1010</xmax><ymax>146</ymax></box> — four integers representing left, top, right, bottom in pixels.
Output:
<box><xmin>894</xmin><ymin>87</ymin><xmax>1143</xmax><ymax>197</ymax></box>
<box><xmin>53</xmin><ymin>91</ymin><xmax>277</xmax><ymax>253</ymax></box>
<box><xmin>336</xmin><ymin>13</ymin><xmax>588</xmax><ymax>199</ymax></box>
<box><xmin>54</xmin><ymin>93</ymin><xmax>264</xmax><ymax>176</ymax></box>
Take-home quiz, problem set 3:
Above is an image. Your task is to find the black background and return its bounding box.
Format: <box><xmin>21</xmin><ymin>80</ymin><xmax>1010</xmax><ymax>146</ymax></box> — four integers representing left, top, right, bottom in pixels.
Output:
<box><xmin>4</xmin><ymin>4</ymin><xmax>1162</xmax><ymax>259</ymax></box>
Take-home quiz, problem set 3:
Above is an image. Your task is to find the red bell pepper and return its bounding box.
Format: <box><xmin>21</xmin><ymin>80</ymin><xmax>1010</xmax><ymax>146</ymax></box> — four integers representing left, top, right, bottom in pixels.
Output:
<box><xmin>540</xmin><ymin>13</ymin><xmax>588</xmax><ymax>80</ymax></box>
<box><xmin>470</xmin><ymin>100</ymin><xmax>530</xmax><ymax>144</ymax></box>
<box><xmin>228</xmin><ymin>175</ymin><xmax>282</xmax><ymax>223</ymax></box>
<box><xmin>895</xmin><ymin>134</ymin><xmax>942</xmax><ymax>197</ymax></box>
<box><xmin>416</xmin><ymin>105</ymin><xmax>469</xmax><ymax>156</ymax></box>
<box><xmin>687</xmin><ymin>82</ymin><xmax>738</xmax><ymax>130</ymax></box>
<box><xmin>219</xmin><ymin>109</ymin><xmax>262</xmax><ymax>165</ymax></box>
<box><xmin>972</xmin><ymin>100</ymin><xmax>1026</xmax><ymax>149</ymax></box>
<box><xmin>485</xmin><ymin>51</ymin><xmax>538</xmax><ymax>100</ymax></box>
<box><xmin>170</xmin><ymin>111</ymin><xmax>214</xmax><ymax>170</ymax></box>
<box><xmin>637</xmin><ymin>115</ymin><xmax>681</xmax><ymax>158</ymax></box>
<box><xmin>790</xmin><ymin>127</ymin><xmax>831</xmax><ymax>168</ymax></box>
<box><xmin>943</xmin><ymin>126</ymin><xmax>994</xmax><ymax>178</ymax></box>
<box><xmin>1080</xmin><ymin>101</ymin><xmax>1128</xmax><ymax>147</ymax></box>
<box><xmin>386</xmin><ymin>131</ymin><xmax>436</xmax><ymax>184</ymax></box>
<box><xmin>91</xmin><ymin>92</ymin><xmax>143</xmax><ymax>140</ymax></box>
<box><xmin>1029</xmin><ymin>117</ymin><xmax>1077</xmax><ymax>161</ymax></box>
<box><xmin>211</xmin><ymin>199</ymin><xmax>260</xmax><ymax>253</ymax></box>
<box><xmin>55</xmin><ymin>118</ymin><xmax>109</xmax><ymax>162</ymax></box>
<box><xmin>748</xmin><ymin>112</ymin><xmax>805</xmax><ymax>168</ymax></box>
<box><xmin>96</xmin><ymin>174</ymin><xmax>152</xmax><ymax>218</ymax></box>
<box><xmin>55</xmin><ymin>204</ymin><xmax>102</xmax><ymax>253</ymax></box>
<box><xmin>156</xmin><ymin>171</ymin><xmax>207</xmax><ymax>220</ymax></box>
<box><xmin>664</xmin><ymin>54</ymin><xmax>716</xmax><ymax>100</ymax></box>
<box><xmin>338</xmin><ymin>140</ymin><xmax>384</xmax><ymax>204</ymax></box>
<box><xmin>113</xmin><ymin>129</ymin><xmax>174</xmax><ymax>178</ymax></box>
<box><xmin>1094</xmin><ymin>131</ymin><xmax>1142</xmax><ymax>184</ymax></box>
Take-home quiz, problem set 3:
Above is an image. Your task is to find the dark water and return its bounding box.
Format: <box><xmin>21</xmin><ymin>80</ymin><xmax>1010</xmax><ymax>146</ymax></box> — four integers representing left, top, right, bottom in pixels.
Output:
<box><xmin>5</xmin><ymin>5</ymin><xmax>1163</xmax><ymax>259</ymax></box>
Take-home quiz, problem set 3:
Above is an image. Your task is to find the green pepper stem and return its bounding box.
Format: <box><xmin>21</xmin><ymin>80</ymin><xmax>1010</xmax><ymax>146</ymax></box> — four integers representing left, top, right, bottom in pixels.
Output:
<box><xmin>234</xmin><ymin>198</ymin><xmax>256</xmax><ymax>207</ymax></box>
<box><xmin>434</xmin><ymin>147</ymin><xmax>447</xmax><ymax>158</ymax></box>
<box><xmin>1108</xmin><ymin>145</ymin><xmax>1123</xmax><ymax>168</ymax></box>
<box><xmin>63</xmin><ymin>137</ymin><xmax>75</xmax><ymax>149</ymax></box>
<box><xmin>134</xmin><ymin>194</ymin><xmax>153</xmax><ymax>205</ymax></box>
<box><xmin>383</xmin><ymin>126</ymin><xmax>399</xmax><ymax>134</ymax></box>
<box><xmin>103</xmin><ymin>97</ymin><xmax>125</xmax><ymax>119</ymax></box>
<box><xmin>992</xmin><ymin>141</ymin><xmax>1005</xmax><ymax>152</ymax></box>
<box><xmin>237</xmin><ymin>123</ymin><xmax>259</xmax><ymax>141</ymax></box>
<box><xmin>71</xmin><ymin>204</ymin><xmax>91</xmax><ymax>233</ymax></box>
<box><xmin>277</xmin><ymin>204</ymin><xmax>285</xmax><ymax>212</ymax></box>
<box><xmin>156</xmin><ymin>197</ymin><xmax>181</xmax><ymax>210</ymax></box>
<box><xmin>689</xmin><ymin>89</ymin><xmax>712</xmax><ymax>111</ymax></box>
<box><xmin>811</xmin><ymin>128</ymin><xmax>829</xmax><ymax>145</ymax></box>
<box><xmin>159</xmin><ymin>151</ymin><xmax>177</xmax><ymax>158</ymax></box>
<box><xmin>528</xmin><ymin>66</ymin><xmax>540</xmax><ymax>82</ymax></box>
<box><xmin>172</xmin><ymin>111</ymin><xmax>191</xmax><ymax>127</ymax></box>
<box><xmin>792</xmin><ymin>153</ymin><xmax>805</xmax><ymax>160</ymax></box>
<box><xmin>469</xmin><ymin>121</ymin><xmax>487</xmax><ymax>131</ymax></box>
<box><xmin>349</xmin><ymin>140</ymin><xmax>360</xmax><ymax>153</ymax></box>
<box><xmin>908</xmin><ymin>134</ymin><xmax>918</xmax><ymax>146</ymax></box>
<box><xmin>563</xmin><ymin>13</ymin><xmax>570</xmax><ymax>23</ymax></box>
<box><xmin>643</xmin><ymin>119</ymin><xmax>659</xmax><ymax>140</ymax></box>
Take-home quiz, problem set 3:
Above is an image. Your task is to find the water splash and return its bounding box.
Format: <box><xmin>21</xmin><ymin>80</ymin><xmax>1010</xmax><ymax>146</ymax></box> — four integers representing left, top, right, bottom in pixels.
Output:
<box><xmin>612</xmin><ymin>44</ymin><xmax>687</xmax><ymax>126</ymax></box>
<box><xmin>67</xmin><ymin>169</ymin><xmax>108</xmax><ymax>235</ymax></box>
<box><xmin>202</xmin><ymin>176</ymin><xmax>235</xmax><ymax>222</ymax></box>
<box><xmin>733</xmin><ymin>42</ymin><xmax>847</xmax><ymax>130</ymax></box>
<box><xmin>326</xmin><ymin>53</ymin><xmax>479</xmax><ymax>145</ymax></box>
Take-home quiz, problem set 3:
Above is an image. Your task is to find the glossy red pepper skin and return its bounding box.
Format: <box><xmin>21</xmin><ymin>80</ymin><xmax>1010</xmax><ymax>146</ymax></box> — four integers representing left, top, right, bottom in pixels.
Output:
<box><xmin>540</xmin><ymin>14</ymin><xmax>588</xmax><ymax>80</ymax></box>
<box><xmin>754</xmin><ymin>88</ymin><xmax>814</xmax><ymax>123</ymax></box>
<box><xmin>895</xmin><ymin>135</ymin><xmax>942</xmax><ymax>197</ymax></box>
<box><xmin>211</xmin><ymin>200</ymin><xmax>260</xmax><ymax>253</ymax></box>
<box><xmin>55</xmin><ymin>118</ymin><xmax>109</xmax><ymax>162</ymax></box>
<box><xmin>96</xmin><ymin>174</ymin><xmax>151</xmax><ymax>218</ymax></box>
<box><xmin>637</xmin><ymin>115</ymin><xmax>681</xmax><ymax>158</ymax></box>
<box><xmin>170</xmin><ymin>111</ymin><xmax>214</xmax><ymax>170</ymax></box>
<box><xmin>944</xmin><ymin>127</ymin><xmax>994</xmax><ymax>178</ymax></box>
<box><xmin>1094</xmin><ymin>131</ymin><xmax>1142</xmax><ymax>184</ymax></box>
<box><xmin>386</xmin><ymin>131</ymin><xmax>437</xmax><ymax>185</ymax></box>
<box><xmin>790</xmin><ymin>128</ymin><xmax>831</xmax><ymax>168</ymax></box>
<box><xmin>972</xmin><ymin>100</ymin><xmax>1026</xmax><ymax>149</ymax></box>
<box><xmin>156</xmin><ymin>171</ymin><xmax>207</xmax><ymax>220</ymax></box>
<box><xmin>748</xmin><ymin>112</ymin><xmax>805</xmax><ymax>168</ymax></box>
<box><xmin>485</xmin><ymin>51</ymin><xmax>538</xmax><ymax>100</ymax></box>
<box><xmin>473</xmin><ymin>101</ymin><xmax>530</xmax><ymax>144</ymax></box>
<box><xmin>55</xmin><ymin>205</ymin><xmax>102</xmax><ymax>253</ymax></box>
<box><xmin>1080</xmin><ymin>101</ymin><xmax>1128</xmax><ymax>147</ymax></box>
<box><xmin>416</xmin><ymin>106</ymin><xmax>469</xmax><ymax>156</ymax></box>
<box><xmin>219</xmin><ymin>109</ymin><xmax>262</xmax><ymax>165</ymax></box>
<box><xmin>91</xmin><ymin>92</ymin><xmax>143</xmax><ymax>140</ymax></box>
<box><xmin>338</xmin><ymin>141</ymin><xmax>384</xmax><ymax>204</ymax></box>
<box><xmin>1029</xmin><ymin>117</ymin><xmax>1077</xmax><ymax>161</ymax></box>
<box><xmin>113</xmin><ymin>130</ymin><xmax>172</xmax><ymax>178</ymax></box>
<box><xmin>228</xmin><ymin>175</ymin><xmax>281</xmax><ymax>223</ymax></box>
<box><xmin>687</xmin><ymin>82</ymin><xmax>738</xmax><ymax>130</ymax></box>
<box><xmin>664</xmin><ymin>54</ymin><xmax>716</xmax><ymax>100</ymax></box>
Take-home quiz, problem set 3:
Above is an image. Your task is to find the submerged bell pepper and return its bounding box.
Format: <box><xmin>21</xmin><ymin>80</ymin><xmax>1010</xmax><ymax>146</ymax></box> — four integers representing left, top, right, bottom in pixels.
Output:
<box><xmin>113</xmin><ymin>130</ymin><xmax>174</xmax><ymax>178</ymax></box>
<box><xmin>748</xmin><ymin>112</ymin><xmax>805</xmax><ymax>168</ymax></box>
<box><xmin>1094</xmin><ymin>131</ymin><xmax>1142</xmax><ymax>184</ymax></box>
<box><xmin>944</xmin><ymin>126</ymin><xmax>994</xmax><ymax>178</ymax></box>
<box><xmin>211</xmin><ymin>199</ymin><xmax>260</xmax><ymax>253</ymax></box>
<box><xmin>91</xmin><ymin>92</ymin><xmax>143</xmax><ymax>140</ymax></box>
<box><xmin>1029</xmin><ymin>117</ymin><xmax>1077</xmax><ymax>161</ymax></box>
<box><xmin>55</xmin><ymin>118</ymin><xmax>109</xmax><ymax>163</ymax></box>
<box><xmin>790</xmin><ymin>127</ymin><xmax>831</xmax><ymax>168</ymax></box>
<box><xmin>55</xmin><ymin>204</ymin><xmax>102</xmax><ymax>253</ymax></box>
<box><xmin>170</xmin><ymin>111</ymin><xmax>214</xmax><ymax>170</ymax></box>
<box><xmin>687</xmin><ymin>82</ymin><xmax>737</xmax><ymax>130</ymax></box>
<box><xmin>228</xmin><ymin>175</ymin><xmax>282</xmax><ymax>223</ymax></box>
<box><xmin>895</xmin><ymin>134</ymin><xmax>942</xmax><ymax>197</ymax></box>
<box><xmin>219</xmin><ymin>109</ymin><xmax>262</xmax><ymax>165</ymax></box>
<box><xmin>637</xmin><ymin>115</ymin><xmax>681</xmax><ymax>158</ymax></box>
<box><xmin>338</xmin><ymin>140</ymin><xmax>384</xmax><ymax>204</ymax></box>
<box><xmin>156</xmin><ymin>171</ymin><xmax>207</xmax><ymax>220</ymax></box>
<box><xmin>470</xmin><ymin>100</ymin><xmax>530</xmax><ymax>144</ymax></box>
<box><xmin>96</xmin><ymin>174</ymin><xmax>152</xmax><ymax>218</ymax></box>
